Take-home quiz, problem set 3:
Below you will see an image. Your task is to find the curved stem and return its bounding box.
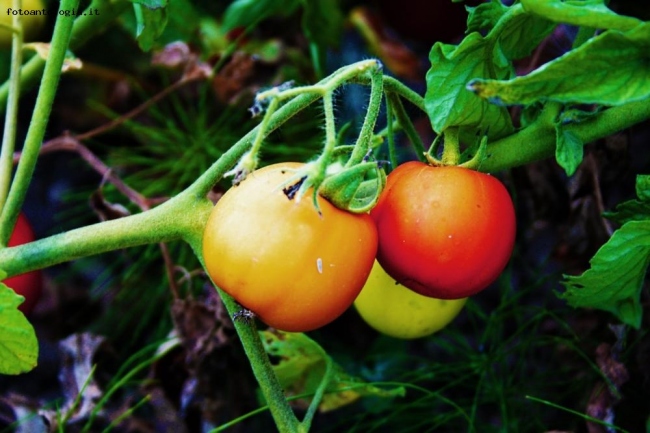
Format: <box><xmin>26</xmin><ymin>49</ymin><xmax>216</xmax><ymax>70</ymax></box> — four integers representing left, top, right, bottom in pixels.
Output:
<box><xmin>347</xmin><ymin>63</ymin><xmax>384</xmax><ymax>166</ymax></box>
<box><xmin>0</xmin><ymin>0</ymin><xmax>80</xmax><ymax>247</ymax></box>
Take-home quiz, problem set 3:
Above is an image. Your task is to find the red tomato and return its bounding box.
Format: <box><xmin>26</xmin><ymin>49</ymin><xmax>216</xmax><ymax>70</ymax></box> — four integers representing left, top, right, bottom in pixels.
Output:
<box><xmin>370</xmin><ymin>161</ymin><xmax>515</xmax><ymax>299</ymax></box>
<box><xmin>202</xmin><ymin>162</ymin><xmax>378</xmax><ymax>332</ymax></box>
<box><xmin>4</xmin><ymin>213</ymin><xmax>43</xmax><ymax>314</ymax></box>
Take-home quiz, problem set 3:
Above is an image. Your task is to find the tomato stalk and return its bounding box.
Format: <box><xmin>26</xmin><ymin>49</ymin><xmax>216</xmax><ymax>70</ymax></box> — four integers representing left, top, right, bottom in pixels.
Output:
<box><xmin>384</xmin><ymin>92</ymin><xmax>426</xmax><ymax>163</ymax></box>
<box><xmin>346</xmin><ymin>62</ymin><xmax>383</xmax><ymax>166</ymax></box>
<box><xmin>0</xmin><ymin>0</ymin><xmax>24</xmax><ymax>211</ymax></box>
<box><xmin>0</xmin><ymin>0</ymin><xmax>80</xmax><ymax>248</ymax></box>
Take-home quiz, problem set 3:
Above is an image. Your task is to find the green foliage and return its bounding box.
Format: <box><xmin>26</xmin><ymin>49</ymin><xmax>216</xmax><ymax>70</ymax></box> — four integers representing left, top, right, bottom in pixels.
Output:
<box><xmin>520</xmin><ymin>0</ymin><xmax>642</xmax><ymax>31</ymax></box>
<box><xmin>425</xmin><ymin>2</ymin><xmax>554</xmax><ymax>141</ymax></box>
<box><xmin>562</xmin><ymin>175</ymin><xmax>650</xmax><ymax>328</ymax></box>
<box><xmin>468</xmin><ymin>23</ymin><xmax>650</xmax><ymax>106</ymax></box>
<box><xmin>131</xmin><ymin>0</ymin><xmax>169</xmax><ymax>51</ymax></box>
<box><xmin>300</xmin><ymin>0</ymin><xmax>344</xmax><ymax>50</ymax></box>
<box><xmin>223</xmin><ymin>0</ymin><xmax>344</xmax><ymax>74</ymax></box>
<box><xmin>554</xmin><ymin>127</ymin><xmax>583</xmax><ymax>176</ymax></box>
<box><xmin>562</xmin><ymin>220</ymin><xmax>649</xmax><ymax>329</ymax></box>
<box><xmin>604</xmin><ymin>175</ymin><xmax>650</xmax><ymax>225</ymax></box>
<box><xmin>261</xmin><ymin>330</ymin><xmax>404</xmax><ymax>412</ymax></box>
<box><xmin>0</xmin><ymin>282</ymin><xmax>38</xmax><ymax>375</ymax></box>
<box><xmin>223</xmin><ymin>0</ymin><xmax>301</xmax><ymax>31</ymax></box>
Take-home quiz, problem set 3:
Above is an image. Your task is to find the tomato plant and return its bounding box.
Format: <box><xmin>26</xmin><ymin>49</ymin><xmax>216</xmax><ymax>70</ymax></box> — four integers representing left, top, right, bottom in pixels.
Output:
<box><xmin>370</xmin><ymin>161</ymin><xmax>516</xmax><ymax>299</ymax></box>
<box><xmin>0</xmin><ymin>0</ymin><xmax>47</xmax><ymax>47</ymax></box>
<box><xmin>202</xmin><ymin>162</ymin><xmax>378</xmax><ymax>332</ymax></box>
<box><xmin>354</xmin><ymin>260</ymin><xmax>467</xmax><ymax>339</ymax></box>
<box><xmin>3</xmin><ymin>213</ymin><xmax>42</xmax><ymax>315</ymax></box>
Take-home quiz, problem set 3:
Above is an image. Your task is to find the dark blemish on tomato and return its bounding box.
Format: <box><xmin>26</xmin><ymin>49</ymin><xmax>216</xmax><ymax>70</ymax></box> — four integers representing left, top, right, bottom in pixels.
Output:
<box><xmin>283</xmin><ymin>176</ymin><xmax>307</xmax><ymax>200</ymax></box>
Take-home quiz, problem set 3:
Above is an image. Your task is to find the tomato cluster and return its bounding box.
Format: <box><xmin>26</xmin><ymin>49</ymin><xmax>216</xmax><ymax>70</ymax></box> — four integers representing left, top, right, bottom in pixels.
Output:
<box><xmin>3</xmin><ymin>213</ymin><xmax>43</xmax><ymax>315</ymax></box>
<box><xmin>202</xmin><ymin>161</ymin><xmax>515</xmax><ymax>336</ymax></box>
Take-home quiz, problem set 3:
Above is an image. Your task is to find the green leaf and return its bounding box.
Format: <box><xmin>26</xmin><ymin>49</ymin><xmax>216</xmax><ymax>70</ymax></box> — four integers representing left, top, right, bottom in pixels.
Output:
<box><xmin>561</xmin><ymin>220</ymin><xmax>650</xmax><ymax>329</ymax></box>
<box><xmin>554</xmin><ymin>126</ymin><xmax>583</xmax><ymax>176</ymax></box>
<box><xmin>0</xmin><ymin>283</ymin><xmax>38</xmax><ymax>375</ymax></box>
<box><xmin>604</xmin><ymin>175</ymin><xmax>650</xmax><ymax>225</ymax></box>
<box><xmin>467</xmin><ymin>24</ymin><xmax>650</xmax><ymax>106</ymax></box>
<box><xmin>425</xmin><ymin>32</ymin><xmax>513</xmax><ymax>139</ymax></box>
<box><xmin>466</xmin><ymin>0</ymin><xmax>508</xmax><ymax>34</ymax></box>
<box><xmin>261</xmin><ymin>331</ymin><xmax>404</xmax><ymax>411</ymax></box>
<box><xmin>301</xmin><ymin>0</ymin><xmax>344</xmax><ymax>49</ymax></box>
<box><xmin>636</xmin><ymin>175</ymin><xmax>650</xmax><ymax>202</ymax></box>
<box><xmin>490</xmin><ymin>4</ymin><xmax>555</xmax><ymax>61</ymax></box>
<box><xmin>132</xmin><ymin>0</ymin><xmax>169</xmax><ymax>52</ymax></box>
<box><xmin>223</xmin><ymin>0</ymin><xmax>301</xmax><ymax>32</ymax></box>
<box><xmin>520</xmin><ymin>0</ymin><xmax>642</xmax><ymax>32</ymax></box>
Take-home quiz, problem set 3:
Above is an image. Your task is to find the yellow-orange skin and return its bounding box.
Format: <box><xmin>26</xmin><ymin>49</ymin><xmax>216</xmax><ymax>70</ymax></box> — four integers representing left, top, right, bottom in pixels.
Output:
<box><xmin>355</xmin><ymin>260</ymin><xmax>467</xmax><ymax>339</ymax></box>
<box><xmin>203</xmin><ymin>163</ymin><xmax>378</xmax><ymax>332</ymax></box>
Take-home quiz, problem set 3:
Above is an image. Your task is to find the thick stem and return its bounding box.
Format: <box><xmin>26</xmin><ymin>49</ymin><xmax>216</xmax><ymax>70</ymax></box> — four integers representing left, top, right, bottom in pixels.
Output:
<box><xmin>0</xmin><ymin>194</ymin><xmax>213</xmax><ymax>278</ymax></box>
<box><xmin>479</xmin><ymin>98</ymin><xmax>650</xmax><ymax>173</ymax></box>
<box><xmin>441</xmin><ymin>126</ymin><xmax>461</xmax><ymax>166</ymax></box>
<box><xmin>0</xmin><ymin>0</ymin><xmax>80</xmax><ymax>247</ymax></box>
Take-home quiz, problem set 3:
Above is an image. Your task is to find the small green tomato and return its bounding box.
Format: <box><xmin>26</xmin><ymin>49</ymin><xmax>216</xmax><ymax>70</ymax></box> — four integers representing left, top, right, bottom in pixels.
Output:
<box><xmin>354</xmin><ymin>260</ymin><xmax>467</xmax><ymax>339</ymax></box>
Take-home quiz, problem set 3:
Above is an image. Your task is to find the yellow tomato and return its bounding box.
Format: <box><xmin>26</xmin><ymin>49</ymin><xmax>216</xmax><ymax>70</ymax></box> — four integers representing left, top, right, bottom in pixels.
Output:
<box><xmin>0</xmin><ymin>0</ymin><xmax>47</xmax><ymax>48</ymax></box>
<box><xmin>202</xmin><ymin>162</ymin><xmax>378</xmax><ymax>332</ymax></box>
<box><xmin>354</xmin><ymin>260</ymin><xmax>467</xmax><ymax>339</ymax></box>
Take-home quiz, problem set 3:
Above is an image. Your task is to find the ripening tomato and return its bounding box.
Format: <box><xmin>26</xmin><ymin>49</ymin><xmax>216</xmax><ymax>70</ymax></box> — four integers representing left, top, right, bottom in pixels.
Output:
<box><xmin>354</xmin><ymin>260</ymin><xmax>467</xmax><ymax>339</ymax></box>
<box><xmin>202</xmin><ymin>162</ymin><xmax>378</xmax><ymax>332</ymax></box>
<box><xmin>0</xmin><ymin>0</ymin><xmax>47</xmax><ymax>48</ymax></box>
<box><xmin>3</xmin><ymin>213</ymin><xmax>43</xmax><ymax>315</ymax></box>
<box><xmin>370</xmin><ymin>161</ymin><xmax>515</xmax><ymax>299</ymax></box>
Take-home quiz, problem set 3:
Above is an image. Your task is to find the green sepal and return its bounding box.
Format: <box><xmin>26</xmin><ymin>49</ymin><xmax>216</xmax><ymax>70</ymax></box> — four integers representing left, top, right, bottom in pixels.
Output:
<box><xmin>319</xmin><ymin>162</ymin><xmax>386</xmax><ymax>214</ymax></box>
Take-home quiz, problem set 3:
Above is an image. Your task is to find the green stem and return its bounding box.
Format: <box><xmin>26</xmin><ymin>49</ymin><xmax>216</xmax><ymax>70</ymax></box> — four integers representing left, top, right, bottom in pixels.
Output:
<box><xmin>0</xmin><ymin>194</ymin><xmax>213</xmax><ymax>277</ymax></box>
<box><xmin>479</xmin><ymin>98</ymin><xmax>650</xmax><ymax>173</ymax></box>
<box><xmin>0</xmin><ymin>0</ymin><xmax>24</xmax><ymax>210</ymax></box>
<box><xmin>441</xmin><ymin>126</ymin><xmax>461</xmax><ymax>165</ymax></box>
<box><xmin>347</xmin><ymin>63</ymin><xmax>383</xmax><ymax>166</ymax></box>
<box><xmin>381</xmin><ymin>76</ymin><xmax>426</xmax><ymax>111</ymax></box>
<box><xmin>300</xmin><ymin>342</ymin><xmax>334</xmax><ymax>432</ymax></box>
<box><xmin>215</xmin><ymin>289</ymin><xmax>301</xmax><ymax>433</ymax></box>
<box><xmin>0</xmin><ymin>0</ymin><xmax>80</xmax><ymax>247</ymax></box>
<box><xmin>386</xmin><ymin>92</ymin><xmax>426</xmax><ymax>162</ymax></box>
<box><xmin>385</xmin><ymin>100</ymin><xmax>398</xmax><ymax>170</ymax></box>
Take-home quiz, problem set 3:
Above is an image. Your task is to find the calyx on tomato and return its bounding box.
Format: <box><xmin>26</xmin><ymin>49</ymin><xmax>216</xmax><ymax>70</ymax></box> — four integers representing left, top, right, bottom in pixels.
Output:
<box><xmin>370</xmin><ymin>161</ymin><xmax>516</xmax><ymax>299</ymax></box>
<box><xmin>319</xmin><ymin>161</ymin><xmax>386</xmax><ymax>213</ymax></box>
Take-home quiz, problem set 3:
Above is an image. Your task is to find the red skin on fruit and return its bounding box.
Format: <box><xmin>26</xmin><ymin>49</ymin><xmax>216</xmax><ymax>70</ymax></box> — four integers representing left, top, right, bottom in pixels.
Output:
<box><xmin>4</xmin><ymin>213</ymin><xmax>43</xmax><ymax>315</ymax></box>
<box><xmin>370</xmin><ymin>162</ymin><xmax>516</xmax><ymax>299</ymax></box>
